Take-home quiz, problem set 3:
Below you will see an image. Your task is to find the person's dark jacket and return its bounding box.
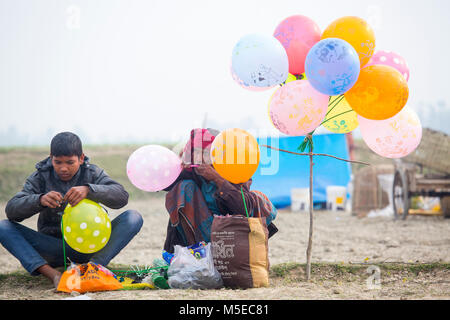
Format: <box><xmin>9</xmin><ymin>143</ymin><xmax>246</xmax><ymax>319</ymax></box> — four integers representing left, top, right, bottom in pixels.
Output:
<box><xmin>5</xmin><ymin>156</ymin><xmax>129</xmax><ymax>238</ymax></box>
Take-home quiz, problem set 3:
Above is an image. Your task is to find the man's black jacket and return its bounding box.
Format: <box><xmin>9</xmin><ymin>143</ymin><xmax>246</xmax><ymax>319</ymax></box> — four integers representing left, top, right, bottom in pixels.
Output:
<box><xmin>5</xmin><ymin>156</ymin><xmax>129</xmax><ymax>238</ymax></box>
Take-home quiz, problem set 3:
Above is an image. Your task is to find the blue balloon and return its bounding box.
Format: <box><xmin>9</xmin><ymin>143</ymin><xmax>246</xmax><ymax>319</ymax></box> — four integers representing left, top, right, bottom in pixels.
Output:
<box><xmin>305</xmin><ymin>38</ymin><xmax>360</xmax><ymax>96</ymax></box>
<box><xmin>231</xmin><ymin>34</ymin><xmax>289</xmax><ymax>91</ymax></box>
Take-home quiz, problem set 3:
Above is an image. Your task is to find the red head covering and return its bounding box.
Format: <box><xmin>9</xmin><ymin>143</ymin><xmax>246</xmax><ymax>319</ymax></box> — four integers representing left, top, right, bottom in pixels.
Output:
<box><xmin>181</xmin><ymin>128</ymin><xmax>220</xmax><ymax>167</ymax></box>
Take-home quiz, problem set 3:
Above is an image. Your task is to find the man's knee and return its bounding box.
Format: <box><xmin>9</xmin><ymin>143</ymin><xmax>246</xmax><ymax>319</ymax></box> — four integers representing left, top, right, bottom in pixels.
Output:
<box><xmin>122</xmin><ymin>210</ymin><xmax>143</xmax><ymax>231</ymax></box>
<box><xmin>0</xmin><ymin>219</ymin><xmax>16</xmax><ymax>241</ymax></box>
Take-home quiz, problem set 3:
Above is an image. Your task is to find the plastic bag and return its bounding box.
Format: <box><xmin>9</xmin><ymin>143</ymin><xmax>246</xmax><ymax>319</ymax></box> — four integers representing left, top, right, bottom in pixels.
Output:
<box><xmin>163</xmin><ymin>241</ymin><xmax>207</xmax><ymax>265</ymax></box>
<box><xmin>57</xmin><ymin>262</ymin><xmax>123</xmax><ymax>293</ymax></box>
<box><xmin>167</xmin><ymin>243</ymin><xmax>223</xmax><ymax>289</ymax></box>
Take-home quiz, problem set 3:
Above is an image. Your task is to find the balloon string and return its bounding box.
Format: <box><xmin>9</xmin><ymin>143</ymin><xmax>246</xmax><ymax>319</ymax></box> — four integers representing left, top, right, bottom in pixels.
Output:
<box><xmin>298</xmin><ymin>131</ymin><xmax>315</xmax><ymax>153</ymax></box>
<box><xmin>61</xmin><ymin>217</ymin><xmax>67</xmax><ymax>271</ymax></box>
<box><xmin>325</xmin><ymin>94</ymin><xmax>345</xmax><ymax>117</ymax></box>
<box><xmin>321</xmin><ymin>109</ymin><xmax>354</xmax><ymax>126</ymax></box>
<box><xmin>328</xmin><ymin>94</ymin><xmax>344</xmax><ymax>111</ymax></box>
<box><xmin>241</xmin><ymin>186</ymin><xmax>249</xmax><ymax>218</ymax></box>
<box><xmin>326</xmin><ymin>95</ymin><xmax>344</xmax><ymax>117</ymax></box>
<box><xmin>328</xmin><ymin>95</ymin><xmax>340</xmax><ymax>106</ymax></box>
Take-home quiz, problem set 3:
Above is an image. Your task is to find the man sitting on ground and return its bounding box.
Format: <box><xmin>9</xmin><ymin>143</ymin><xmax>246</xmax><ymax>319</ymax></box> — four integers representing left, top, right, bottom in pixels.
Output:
<box><xmin>0</xmin><ymin>132</ymin><xmax>143</xmax><ymax>288</ymax></box>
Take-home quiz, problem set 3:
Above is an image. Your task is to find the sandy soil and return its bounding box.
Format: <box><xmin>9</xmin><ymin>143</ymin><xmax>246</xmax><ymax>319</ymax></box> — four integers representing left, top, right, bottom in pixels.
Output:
<box><xmin>1</xmin><ymin>197</ymin><xmax>449</xmax><ymax>300</ymax></box>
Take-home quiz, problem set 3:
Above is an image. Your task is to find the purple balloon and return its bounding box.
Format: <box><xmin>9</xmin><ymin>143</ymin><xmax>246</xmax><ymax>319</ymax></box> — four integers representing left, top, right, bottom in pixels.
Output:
<box><xmin>305</xmin><ymin>38</ymin><xmax>360</xmax><ymax>95</ymax></box>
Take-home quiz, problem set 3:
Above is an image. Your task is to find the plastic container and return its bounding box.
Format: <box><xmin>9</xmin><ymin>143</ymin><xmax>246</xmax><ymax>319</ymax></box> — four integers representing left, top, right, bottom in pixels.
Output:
<box><xmin>162</xmin><ymin>250</ymin><xmax>174</xmax><ymax>265</ymax></box>
<box><xmin>290</xmin><ymin>188</ymin><xmax>310</xmax><ymax>212</ymax></box>
<box><xmin>326</xmin><ymin>186</ymin><xmax>347</xmax><ymax>211</ymax></box>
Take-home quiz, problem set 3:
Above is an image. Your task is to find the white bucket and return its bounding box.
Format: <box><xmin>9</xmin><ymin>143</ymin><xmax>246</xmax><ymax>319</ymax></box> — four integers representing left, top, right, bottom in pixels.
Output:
<box><xmin>326</xmin><ymin>186</ymin><xmax>347</xmax><ymax>211</ymax></box>
<box><xmin>291</xmin><ymin>188</ymin><xmax>310</xmax><ymax>212</ymax></box>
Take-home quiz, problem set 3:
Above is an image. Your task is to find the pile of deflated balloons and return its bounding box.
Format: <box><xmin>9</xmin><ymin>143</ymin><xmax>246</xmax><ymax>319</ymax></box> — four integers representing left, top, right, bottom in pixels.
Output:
<box><xmin>230</xmin><ymin>14</ymin><xmax>421</xmax><ymax>159</ymax></box>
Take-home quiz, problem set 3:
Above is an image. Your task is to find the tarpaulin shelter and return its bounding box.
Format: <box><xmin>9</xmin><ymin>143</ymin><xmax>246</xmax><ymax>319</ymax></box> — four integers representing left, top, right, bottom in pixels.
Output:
<box><xmin>252</xmin><ymin>134</ymin><xmax>352</xmax><ymax>208</ymax></box>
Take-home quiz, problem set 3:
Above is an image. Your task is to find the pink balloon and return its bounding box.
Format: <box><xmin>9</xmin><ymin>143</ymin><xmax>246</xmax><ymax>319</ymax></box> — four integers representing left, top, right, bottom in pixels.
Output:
<box><xmin>366</xmin><ymin>50</ymin><xmax>410</xmax><ymax>81</ymax></box>
<box><xmin>274</xmin><ymin>15</ymin><xmax>321</xmax><ymax>75</ymax></box>
<box><xmin>358</xmin><ymin>107</ymin><xmax>422</xmax><ymax>159</ymax></box>
<box><xmin>269</xmin><ymin>80</ymin><xmax>329</xmax><ymax>136</ymax></box>
<box><xmin>127</xmin><ymin>145</ymin><xmax>182</xmax><ymax>192</ymax></box>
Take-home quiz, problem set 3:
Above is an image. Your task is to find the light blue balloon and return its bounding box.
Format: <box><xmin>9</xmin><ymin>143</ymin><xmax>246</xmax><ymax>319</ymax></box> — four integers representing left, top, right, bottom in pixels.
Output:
<box><xmin>231</xmin><ymin>34</ymin><xmax>289</xmax><ymax>90</ymax></box>
<box><xmin>305</xmin><ymin>38</ymin><xmax>360</xmax><ymax>96</ymax></box>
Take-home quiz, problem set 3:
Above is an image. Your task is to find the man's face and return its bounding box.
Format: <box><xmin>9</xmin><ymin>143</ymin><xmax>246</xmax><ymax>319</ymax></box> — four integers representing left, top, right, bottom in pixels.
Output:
<box><xmin>51</xmin><ymin>154</ymin><xmax>84</xmax><ymax>181</ymax></box>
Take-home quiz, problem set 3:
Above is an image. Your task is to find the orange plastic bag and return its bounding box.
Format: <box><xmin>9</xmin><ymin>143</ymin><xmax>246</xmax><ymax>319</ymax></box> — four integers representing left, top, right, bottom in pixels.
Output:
<box><xmin>57</xmin><ymin>262</ymin><xmax>123</xmax><ymax>293</ymax></box>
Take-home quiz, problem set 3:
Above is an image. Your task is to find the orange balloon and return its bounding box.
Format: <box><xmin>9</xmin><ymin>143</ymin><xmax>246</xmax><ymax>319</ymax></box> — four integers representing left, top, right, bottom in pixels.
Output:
<box><xmin>210</xmin><ymin>128</ymin><xmax>260</xmax><ymax>184</ymax></box>
<box><xmin>322</xmin><ymin>16</ymin><xmax>376</xmax><ymax>67</ymax></box>
<box><xmin>345</xmin><ymin>65</ymin><xmax>409</xmax><ymax>120</ymax></box>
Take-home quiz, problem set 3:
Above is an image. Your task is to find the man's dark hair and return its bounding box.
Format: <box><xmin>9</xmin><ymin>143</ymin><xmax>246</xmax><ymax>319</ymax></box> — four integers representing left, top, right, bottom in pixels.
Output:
<box><xmin>50</xmin><ymin>132</ymin><xmax>83</xmax><ymax>157</ymax></box>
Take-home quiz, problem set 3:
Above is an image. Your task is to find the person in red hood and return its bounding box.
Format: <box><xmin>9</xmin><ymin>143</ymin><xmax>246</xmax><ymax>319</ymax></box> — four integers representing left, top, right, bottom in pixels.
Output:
<box><xmin>163</xmin><ymin>128</ymin><xmax>278</xmax><ymax>253</ymax></box>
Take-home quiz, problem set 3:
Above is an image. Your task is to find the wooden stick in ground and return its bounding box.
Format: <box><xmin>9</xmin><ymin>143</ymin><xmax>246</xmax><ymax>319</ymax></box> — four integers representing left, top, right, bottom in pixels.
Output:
<box><xmin>306</xmin><ymin>151</ymin><xmax>314</xmax><ymax>280</ymax></box>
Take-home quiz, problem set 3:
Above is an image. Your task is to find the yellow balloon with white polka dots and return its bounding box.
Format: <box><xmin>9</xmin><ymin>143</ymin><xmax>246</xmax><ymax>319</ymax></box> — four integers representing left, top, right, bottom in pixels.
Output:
<box><xmin>62</xmin><ymin>199</ymin><xmax>111</xmax><ymax>254</ymax></box>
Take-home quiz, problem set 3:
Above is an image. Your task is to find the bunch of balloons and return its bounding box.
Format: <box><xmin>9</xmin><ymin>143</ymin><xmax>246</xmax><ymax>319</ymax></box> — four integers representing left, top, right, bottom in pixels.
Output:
<box><xmin>231</xmin><ymin>15</ymin><xmax>422</xmax><ymax>159</ymax></box>
<box><xmin>124</xmin><ymin>15</ymin><xmax>422</xmax><ymax>193</ymax></box>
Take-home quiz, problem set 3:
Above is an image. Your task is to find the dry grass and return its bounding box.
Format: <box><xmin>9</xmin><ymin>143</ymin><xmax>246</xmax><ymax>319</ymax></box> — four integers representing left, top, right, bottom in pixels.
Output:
<box><xmin>0</xmin><ymin>262</ymin><xmax>448</xmax><ymax>300</ymax></box>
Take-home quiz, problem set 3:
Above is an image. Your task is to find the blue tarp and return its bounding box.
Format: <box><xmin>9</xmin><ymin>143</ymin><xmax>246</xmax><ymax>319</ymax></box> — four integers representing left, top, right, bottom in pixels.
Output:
<box><xmin>252</xmin><ymin>134</ymin><xmax>351</xmax><ymax>208</ymax></box>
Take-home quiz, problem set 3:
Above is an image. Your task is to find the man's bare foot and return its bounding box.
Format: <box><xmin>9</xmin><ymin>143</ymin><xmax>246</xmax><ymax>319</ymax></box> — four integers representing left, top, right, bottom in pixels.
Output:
<box><xmin>52</xmin><ymin>273</ymin><xmax>62</xmax><ymax>289</ymax></box>
<box><xmin>37</xmin><ymin>264</ymin><xmax>62</xmax><ymax>289</ymax></box>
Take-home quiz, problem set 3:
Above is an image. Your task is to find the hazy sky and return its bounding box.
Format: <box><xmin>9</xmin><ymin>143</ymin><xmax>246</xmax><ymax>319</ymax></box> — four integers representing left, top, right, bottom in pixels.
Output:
<box><xmin>0</xmin><ymin>0</ymin><xmax>449</xmax><ymax>146</ymax></box>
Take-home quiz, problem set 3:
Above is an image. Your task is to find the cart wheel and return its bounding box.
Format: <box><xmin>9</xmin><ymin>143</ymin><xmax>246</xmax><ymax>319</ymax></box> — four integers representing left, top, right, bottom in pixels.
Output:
<box><xmin>393</xmin><ymin>170</ymin><xmax>409</xmax><ymax>220</ymax></box>
<box><xmin>442</xmin><ymin>197</ymin><xmax>450</xmax><ymax>218</ymax></box>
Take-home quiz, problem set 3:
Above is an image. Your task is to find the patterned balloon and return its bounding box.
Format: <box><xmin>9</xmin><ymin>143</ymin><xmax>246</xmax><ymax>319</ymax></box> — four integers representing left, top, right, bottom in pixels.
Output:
<box><xmin>323</xmin><ymin>95</ymin><xmax>359</xmax><ymax>134</ymax></box>
<box><xmin>366</xmin><ymin>50</ymin><xmax>410</xmax><ymax>82</ymax></box>
<box><xmin>345</xmin><ymin>65</ymin><xmax>409</xmax><ymax>120</ymax></box>
<box><xmin>305</xmin><ymin>38</ymin><xmax>360</xmax><ymax>96</ymax></box>
<box><xmin>231</xmin><ymin>34</ymin><xmax>289</xmax><ymax>91</ymax></box>
<box><xmin>273</xmin><ymin>15</ymin><xmax>321</xmax><ymax>75</ymax></box>
<box><xmin>231</xmin><ymin>66</ymin><xmax>271</xmax><ymax>92</ymax></box>
<box><xmin>127</xmin><ymin>145</ymin><xmax>182</xmax><ymax>192</ymax></box>
<box><xmin>63</xmin><ymin>199</ymin><xmax>111</xmax><ymax>254</ymax></box>
<box><xmin>322</xmin><ymin>16</ymin><xmax>376</xmax><ymax>68</ymax></box>
<box><xmin>358</xmin><ymin>106</ymin><xmax>422</xmax><ymax>159</ymax></box>
<box><xmin>269</xmin><ymin>80</ymin><xmax>329</xmax><ymax>136</ymax></box>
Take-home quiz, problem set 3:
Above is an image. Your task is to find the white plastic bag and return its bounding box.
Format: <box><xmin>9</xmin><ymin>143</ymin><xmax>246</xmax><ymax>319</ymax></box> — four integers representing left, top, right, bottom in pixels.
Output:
<box><xmin>167</xmin><ymin>243</ymin><xmax>223</xmax><ymax>289</ymax></box>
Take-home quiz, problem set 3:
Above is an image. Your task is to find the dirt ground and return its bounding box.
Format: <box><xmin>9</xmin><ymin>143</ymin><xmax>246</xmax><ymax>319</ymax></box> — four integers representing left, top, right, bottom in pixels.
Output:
<box><xmin>1</xmin><ymin>197</ymin><xmax>449</xmax><ymax>300</ymax></box>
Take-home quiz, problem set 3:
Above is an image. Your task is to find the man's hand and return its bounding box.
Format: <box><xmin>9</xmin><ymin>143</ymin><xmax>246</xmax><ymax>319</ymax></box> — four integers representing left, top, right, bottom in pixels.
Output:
<box><xmin>40</xmin><ymin>191</ymin><xmax>63</xmax><ymax>208</ymax></box>
<box><xmin>63</xmin><ymin>186</ymin><xmax>90</xmax><ymax>207</ymax></box>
